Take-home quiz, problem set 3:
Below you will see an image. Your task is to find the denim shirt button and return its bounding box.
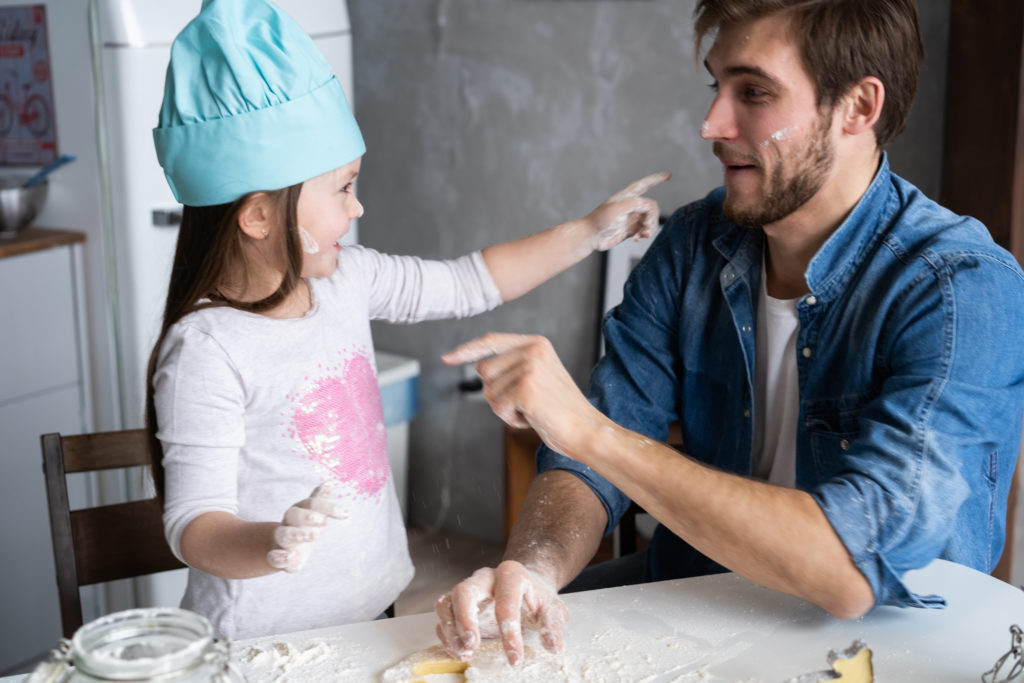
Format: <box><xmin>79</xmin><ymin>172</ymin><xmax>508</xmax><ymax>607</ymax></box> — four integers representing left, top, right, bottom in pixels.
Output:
<box><xmin>802</xmin><ymin>346</ymin><xmax>813</xmax><ymax>358</ymax></box>
<box><xmin>741</xmin><ymin>324</ymin><xmax>752</xmax><ymax>333</ymax></box>
<box><xmin>805</xmin><ymin>295</ymin><xmax>817</xmax><ymax>306</ymax></box>
<box><xmin>743</xmin><ymin>409</ymin><xmax>751</xmax><ymax>418</ymax></box>
<box><xmin>840</xmin><ymin>438</ymin><xmax>850</xmax><ymax>450</ymax></box>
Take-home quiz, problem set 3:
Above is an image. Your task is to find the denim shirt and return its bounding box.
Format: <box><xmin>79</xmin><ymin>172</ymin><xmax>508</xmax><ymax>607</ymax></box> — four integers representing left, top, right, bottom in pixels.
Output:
<box><xmin>539</xmin><ymin>156</ymin><xmax>1024</xmax><ymax>609</ymax></box>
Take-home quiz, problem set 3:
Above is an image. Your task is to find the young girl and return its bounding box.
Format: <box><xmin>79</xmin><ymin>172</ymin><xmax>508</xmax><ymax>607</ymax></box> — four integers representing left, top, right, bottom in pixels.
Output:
<box><xmin>147</xmin><ymin>0</ymin><xmax>667</xmax><ymax>641</ymax></box>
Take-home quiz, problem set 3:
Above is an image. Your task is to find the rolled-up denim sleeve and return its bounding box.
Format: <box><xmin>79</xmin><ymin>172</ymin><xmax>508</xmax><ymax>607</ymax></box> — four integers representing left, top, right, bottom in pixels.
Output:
<box><xmin>538</xmin><ymin>221</ymin><xmax>685</xmax><ymax>536</ymax></box>
<box><xmin>813</xmin><ymin>251</ymin><xmax>1024</xmax><ymax>608</ymax></box>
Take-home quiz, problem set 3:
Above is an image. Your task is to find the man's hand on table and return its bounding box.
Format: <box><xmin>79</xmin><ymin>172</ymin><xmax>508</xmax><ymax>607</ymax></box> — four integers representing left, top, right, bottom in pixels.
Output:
<box><xmin>434</xmin><ymin>560</ymin><xmax>568</xmax><ymax>666</ymax></box>
<box><xmin>437</xmin><ymin>334</ymin><xmax>609</xmax><ymax>665</ymax></box>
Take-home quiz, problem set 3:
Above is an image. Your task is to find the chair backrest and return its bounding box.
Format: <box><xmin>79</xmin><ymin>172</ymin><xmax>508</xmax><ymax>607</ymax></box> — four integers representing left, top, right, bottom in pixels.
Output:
<box><xmin>40</xmin><ymin>429</ymin><xmax>186</xmax><ymax>638</ymax></box>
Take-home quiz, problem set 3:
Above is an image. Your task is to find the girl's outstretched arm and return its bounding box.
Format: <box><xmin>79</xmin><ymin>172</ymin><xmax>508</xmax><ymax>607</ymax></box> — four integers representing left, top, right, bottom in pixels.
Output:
<box><xmin>481</xmin><ymin>172</ymin><xmax>670</xmax><ymax>302</ymax></box>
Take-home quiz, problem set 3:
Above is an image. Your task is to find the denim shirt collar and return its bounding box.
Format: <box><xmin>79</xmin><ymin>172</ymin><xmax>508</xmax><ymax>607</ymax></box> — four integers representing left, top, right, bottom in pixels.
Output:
<box><xmin>710</xmin><ymin>153</ymin><xmax>896</xmax><ymax>302</ymax></box>
<box><xmin>804</xmin><ymin>153</ymin><xmax>896</xmax><ymax>301</ymax></box>
<box><xmin>710</xmin><ymin>196</ymin><xmax>763</xmax><ymax>289</ymax></box>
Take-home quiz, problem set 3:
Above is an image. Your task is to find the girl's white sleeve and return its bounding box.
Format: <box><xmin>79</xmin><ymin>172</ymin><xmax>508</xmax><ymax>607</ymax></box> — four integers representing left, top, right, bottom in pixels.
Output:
<box><xmin>153</xmin><ymin>324</ymin><xmax>245</xmax><ymax>563</ymax></box>
<box><xmin>340</xmin><ymin>246</ymin><xmax>503</xmax><ymax>322</ymax></box>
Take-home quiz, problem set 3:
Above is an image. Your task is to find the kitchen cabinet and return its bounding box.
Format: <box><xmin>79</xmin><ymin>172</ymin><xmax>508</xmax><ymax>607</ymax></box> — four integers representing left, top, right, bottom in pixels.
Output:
<box><xmin>0</xmin><ymin>229</ymin><xmax>92</xmax><ymax>674</ymax></box>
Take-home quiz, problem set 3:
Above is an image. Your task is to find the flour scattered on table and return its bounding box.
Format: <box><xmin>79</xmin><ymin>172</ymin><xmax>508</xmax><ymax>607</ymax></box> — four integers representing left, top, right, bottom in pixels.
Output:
<box><xmin>380</xmin><ymin>623</ymin><xmax>759</xmax><ymax>682</ymax></box>
<box><xmin>240</xmin><ymin>639</ymin><xmax>331</xmax><ymax>669</ymax></box>
<box><xmin>236</xmin><ymin>636</ymin><xmax>371</xmax><ymax>682</ymax></box>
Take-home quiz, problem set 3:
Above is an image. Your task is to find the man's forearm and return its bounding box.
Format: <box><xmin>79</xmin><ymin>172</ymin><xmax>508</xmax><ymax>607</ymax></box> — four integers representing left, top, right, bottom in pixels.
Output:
<box><xmin>444</xmin><ymin>332</ymin><xmax>874</xmax><ymax>617</ymax></box>
<box><xmin>570</xmin><ymin>422</ymin><xmax>875</xmax><ymax>619</ymax></box>
<box><xmin>503</xmin><ymin>469</ymin><xmax>608</xmax><ymax>590</ymax></box>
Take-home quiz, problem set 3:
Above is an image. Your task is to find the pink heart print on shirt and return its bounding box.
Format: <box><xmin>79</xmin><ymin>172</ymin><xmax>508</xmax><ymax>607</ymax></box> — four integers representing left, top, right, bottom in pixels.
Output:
<box><xmin>287</xmin><ymin>352</ymin><xmax>390</xmax><ymax>499</ymax></box>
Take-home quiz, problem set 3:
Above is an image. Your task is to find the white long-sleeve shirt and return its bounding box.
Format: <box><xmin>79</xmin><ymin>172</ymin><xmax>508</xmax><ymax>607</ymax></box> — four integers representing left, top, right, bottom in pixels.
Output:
<box><xmin>155</xmin><ymin>246</ymin><xmax>502</xmax><ymax>639</ymax></box>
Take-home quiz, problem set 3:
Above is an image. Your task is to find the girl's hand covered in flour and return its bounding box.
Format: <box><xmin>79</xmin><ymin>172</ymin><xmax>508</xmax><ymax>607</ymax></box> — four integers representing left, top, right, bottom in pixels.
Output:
<box><xmin>584</xmin><ymin>171</ymin><xmax>670</xmax><ymax>252</ymax></box>
<box><xmin>266</xmin><ymin>482</ymin><xmax>347</xmax><ymax>573</ymax></box>
<box><xmin>475</xmin><ymin>171</ymin><xmax>668</xmax><ymax>305</ymax></box>
<box><xmin>435</xmin><ymin>560</ymin><xmax>568</xmax><ymax>666</ymax></box>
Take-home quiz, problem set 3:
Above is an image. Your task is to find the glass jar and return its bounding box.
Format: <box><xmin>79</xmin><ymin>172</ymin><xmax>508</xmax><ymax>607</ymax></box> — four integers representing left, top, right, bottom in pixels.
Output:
<box><xmin>28</xmin><ymin>608</ymin><xmax>245</xmax><ymax>682</ymax></box>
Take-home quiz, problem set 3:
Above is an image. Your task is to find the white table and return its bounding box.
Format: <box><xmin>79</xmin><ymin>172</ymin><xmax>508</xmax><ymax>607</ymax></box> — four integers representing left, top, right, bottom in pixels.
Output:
<box><xmin>10</xmin><ymin>560</ymin><xmax>1024</xmax><ymax>682</ymax></box>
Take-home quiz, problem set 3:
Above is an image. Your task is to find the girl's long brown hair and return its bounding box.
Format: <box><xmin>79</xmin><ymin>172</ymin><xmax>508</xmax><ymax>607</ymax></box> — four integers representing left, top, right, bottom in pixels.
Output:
<box><xmin>145</xmin><ymin>184</ymin><xmax>303</xmax><ymax>500</ymax></box>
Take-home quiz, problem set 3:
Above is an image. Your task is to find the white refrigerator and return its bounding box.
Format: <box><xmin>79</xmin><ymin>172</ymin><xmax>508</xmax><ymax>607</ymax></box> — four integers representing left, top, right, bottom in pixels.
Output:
<box><xmin>0</xmin><ymin>0</ymin><xmax>360</xmax><ymax>671</ymax></box>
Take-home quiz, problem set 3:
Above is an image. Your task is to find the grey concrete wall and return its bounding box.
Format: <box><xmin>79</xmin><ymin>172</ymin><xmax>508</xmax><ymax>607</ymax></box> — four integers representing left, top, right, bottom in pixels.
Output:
<box><xmin>349</xmin><ymin>0</ymin><xmax>950</xmax><ymax>543</ymax></box>
<box><xmin>889</xmin><ymin>0</ymin><xmax>951</xmax><ymax>199</ymax></box>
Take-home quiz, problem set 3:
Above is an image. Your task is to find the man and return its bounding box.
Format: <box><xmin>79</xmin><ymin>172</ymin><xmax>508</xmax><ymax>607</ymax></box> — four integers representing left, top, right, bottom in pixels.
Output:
<box><xmin>436</xmin><ymin>0</ymin><xmax>1024</xmax><ymax>668</ymax></box>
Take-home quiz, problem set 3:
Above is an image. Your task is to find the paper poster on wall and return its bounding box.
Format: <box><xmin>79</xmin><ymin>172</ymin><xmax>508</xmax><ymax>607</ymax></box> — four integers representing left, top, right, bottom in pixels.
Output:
<box><xmin>0</xmin><ymin>5</ymin><xmax>56</xmax><ymax>165</ymax></box>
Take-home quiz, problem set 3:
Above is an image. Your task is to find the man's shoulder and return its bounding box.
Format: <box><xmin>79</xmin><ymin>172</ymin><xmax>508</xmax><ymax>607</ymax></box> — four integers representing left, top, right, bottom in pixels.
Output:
<box><xmin>886</xmin><ymin>174</ymin><xmax>1021</xmax><ymax>273</ymax></box>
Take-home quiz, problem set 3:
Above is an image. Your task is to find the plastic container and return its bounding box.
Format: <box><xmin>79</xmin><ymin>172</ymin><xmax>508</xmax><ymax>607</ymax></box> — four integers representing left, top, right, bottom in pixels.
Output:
<box><xmin>376</xmin><ymin>350</ymin><xmax>420</xmax><ymax>521</ymax></box>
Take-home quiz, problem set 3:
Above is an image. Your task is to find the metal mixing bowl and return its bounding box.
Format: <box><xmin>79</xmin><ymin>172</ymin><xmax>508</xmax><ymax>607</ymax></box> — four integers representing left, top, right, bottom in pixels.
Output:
<box><xmin>0</xmin><ymin>177</ymin><xmax>48</xmax><ymax>238</ymax></box>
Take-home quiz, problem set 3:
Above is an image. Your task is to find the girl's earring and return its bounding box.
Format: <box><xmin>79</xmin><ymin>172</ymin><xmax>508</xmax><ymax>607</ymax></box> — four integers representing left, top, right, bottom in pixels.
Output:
<box><xmin>261</xmin><ymin>229</ymin><xmax>269</xmax><ymax>238</ymax></box>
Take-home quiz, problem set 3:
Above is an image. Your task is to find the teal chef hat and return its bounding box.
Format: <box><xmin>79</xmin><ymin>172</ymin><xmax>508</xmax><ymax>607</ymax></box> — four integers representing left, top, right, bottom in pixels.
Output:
<box><xmin>152</xmin><ymin>0</ymin><xmax>365</xmax><ymax>207</ymax></box>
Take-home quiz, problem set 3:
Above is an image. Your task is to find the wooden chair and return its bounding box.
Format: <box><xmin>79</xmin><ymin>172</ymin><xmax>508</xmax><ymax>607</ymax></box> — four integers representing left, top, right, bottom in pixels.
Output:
<box><xmin>40</xmin><ymin>429</ymin><xmax>186</xmax><ymax>638</ymax></box>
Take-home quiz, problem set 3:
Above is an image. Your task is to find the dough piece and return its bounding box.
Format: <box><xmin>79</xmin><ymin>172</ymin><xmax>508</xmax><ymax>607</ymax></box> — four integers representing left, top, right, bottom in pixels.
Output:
<box><xmin>381</xmin><ymin>642</ymin><xmax>540</xmax><ymax>683</ymax></box>
<box><xmin>412</xmin><ymin>651</ymin><xmax>468</xmax><ymax>676</ymax></box>
<box><xmin>462</xmin><ymin>642</ymin><xmax>536</xmax><ymax>680</ymax></box>
<box><xmin>381</xmin><ymin>644</ymin><xmax>462</xmax><ymax>682</ymax></box>
<box><xmin>787</xmin><ymin>641</ymin><xmax>873</xmax><ymax>683</ymax></box>
<box><xmin>829</xmin><ymin>642</ymin><xmax>873</xmax><ymax>682</ymax></box>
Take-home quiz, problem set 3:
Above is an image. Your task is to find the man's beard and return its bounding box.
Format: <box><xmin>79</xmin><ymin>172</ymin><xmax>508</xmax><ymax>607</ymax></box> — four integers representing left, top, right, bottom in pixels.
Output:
<box><xmin>722</xmin><ymin>111</ymin><xmax>835</xmax><ymax>228</ymax></box>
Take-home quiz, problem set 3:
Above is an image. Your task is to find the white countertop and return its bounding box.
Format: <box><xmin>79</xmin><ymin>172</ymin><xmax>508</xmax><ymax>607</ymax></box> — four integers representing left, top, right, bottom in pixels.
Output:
<box><xmin>11</xmin><ymin>559</ymin><xmax>1023</xmax><ymax>682</ymax></box>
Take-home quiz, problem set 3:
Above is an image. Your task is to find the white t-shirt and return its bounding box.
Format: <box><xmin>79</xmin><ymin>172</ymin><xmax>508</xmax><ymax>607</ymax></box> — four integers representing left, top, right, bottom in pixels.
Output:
<box><xmin>154</xmin><ymin>245</ymin><xmax>502</xmax><ymax>639</ymax></box>
<box><xmin>752</xmin><ymin>269</ymin><xmax>800</xmax><ymax>488</ymax></box>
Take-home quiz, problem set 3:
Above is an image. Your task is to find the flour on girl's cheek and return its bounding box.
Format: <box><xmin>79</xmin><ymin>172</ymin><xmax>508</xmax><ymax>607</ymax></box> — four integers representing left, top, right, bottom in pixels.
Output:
<box><xmin>298</xmin><ymin>225</ymin><xmax>320</xmax><ymax>254</ymax></box>
<box><xmin>284</xmin><ymin>352</ymin><xmax>389</xmax><ymax>499</ymax></box>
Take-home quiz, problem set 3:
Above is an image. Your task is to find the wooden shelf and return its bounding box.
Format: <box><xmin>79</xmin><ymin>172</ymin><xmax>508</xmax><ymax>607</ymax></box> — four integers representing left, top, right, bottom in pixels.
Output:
<box><xmin>0</xmin><ymin>226</ymin><xmax>85</xmax><ymax>260</ymax></box>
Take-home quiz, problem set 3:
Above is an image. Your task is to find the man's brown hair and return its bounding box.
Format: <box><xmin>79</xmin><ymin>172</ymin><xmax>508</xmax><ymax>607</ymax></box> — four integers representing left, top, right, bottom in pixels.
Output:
<box><xmin>694</xmin><ymin>0</ymin><xmax>924</xmax><ymax>149</ymax></box>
